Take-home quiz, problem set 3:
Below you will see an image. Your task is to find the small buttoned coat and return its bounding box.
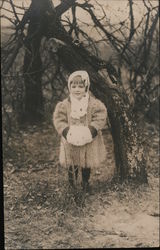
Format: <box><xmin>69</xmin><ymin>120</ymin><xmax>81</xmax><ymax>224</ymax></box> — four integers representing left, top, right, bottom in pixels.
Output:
<box><xmin>53</xmin><ymin>94</ymin><xmax>107</xmax><ymax>168</ymax></box>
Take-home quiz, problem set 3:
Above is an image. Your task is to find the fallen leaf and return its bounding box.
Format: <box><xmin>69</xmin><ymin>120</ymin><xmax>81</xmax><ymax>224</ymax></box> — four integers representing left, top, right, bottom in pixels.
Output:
<box><xmin>95</xmin><ymin>171</ymin><xmax>101</xmax><ymax>175</ymax></box>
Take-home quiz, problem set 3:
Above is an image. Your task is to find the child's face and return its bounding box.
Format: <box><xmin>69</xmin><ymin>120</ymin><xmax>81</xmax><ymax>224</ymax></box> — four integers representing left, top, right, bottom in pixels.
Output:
<box><xmin>70</xmin><ymin>76</ymin><xmax>86</xmax><ymax>100</ymax></box>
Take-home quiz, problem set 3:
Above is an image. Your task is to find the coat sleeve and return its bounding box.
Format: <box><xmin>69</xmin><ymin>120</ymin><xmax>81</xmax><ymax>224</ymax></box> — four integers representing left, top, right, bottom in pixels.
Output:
<box><xmin>90</xmin><ymin>99</ymin><xmax>107</xmax><ymax>131</ymax></box>
<box><xmin>53</xmin><ymin>101</ymin><xmax>69</xmax><ymax>135</ymax></box>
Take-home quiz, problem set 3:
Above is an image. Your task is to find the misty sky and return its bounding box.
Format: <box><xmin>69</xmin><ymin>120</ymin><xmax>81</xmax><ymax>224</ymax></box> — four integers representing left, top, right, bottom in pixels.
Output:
<box><xmin>1</xmin><ymin>0</ymin><xmax>158</xmax><ymax>45</ymax></box>
<box><xmin>1</xmin><ymin>0</ymin><xmax>158</xmax><ymax>28</ymax></box>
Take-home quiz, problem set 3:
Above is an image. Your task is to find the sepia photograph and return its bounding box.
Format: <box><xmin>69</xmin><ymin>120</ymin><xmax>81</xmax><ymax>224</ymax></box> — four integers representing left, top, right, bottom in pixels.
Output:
<box><xmin>1</xmin><ymin>0</ymin><xmax>159</xmax><ymax>249</ymax></box>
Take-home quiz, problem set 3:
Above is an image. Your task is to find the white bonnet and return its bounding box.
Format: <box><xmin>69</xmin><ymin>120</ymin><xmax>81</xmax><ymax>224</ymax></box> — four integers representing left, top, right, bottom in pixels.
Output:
<box><xmin>68</xmin><ymin>70</ymin><xmax>90</xmax><ymax>92</ymax></box>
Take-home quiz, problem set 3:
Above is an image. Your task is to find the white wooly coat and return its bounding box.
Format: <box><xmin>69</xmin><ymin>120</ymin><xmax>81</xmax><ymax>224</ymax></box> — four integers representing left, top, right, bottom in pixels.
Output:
<box><xmin>53</xmin><ymin>94</ymin><xmax>108</xmax><ymax>169</ymax></box>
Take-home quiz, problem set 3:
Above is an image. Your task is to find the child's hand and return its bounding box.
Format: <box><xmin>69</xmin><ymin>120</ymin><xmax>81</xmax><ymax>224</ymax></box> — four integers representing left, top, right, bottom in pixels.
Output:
<box><xmin>62</xmin><ymin>127</ymin><xmax>69</xmax><ymax>139</ymax></box>
<box><xmin>88</xmin><ymin>126</ymin><xmax>97</xmax><ymax>138</ymax></box>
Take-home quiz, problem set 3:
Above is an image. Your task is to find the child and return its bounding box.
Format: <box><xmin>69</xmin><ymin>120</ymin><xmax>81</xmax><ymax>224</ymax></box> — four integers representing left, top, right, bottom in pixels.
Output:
<box><xmin>53</xmin><ymin>70</ymin><xmax>107</xmax><ymax>190</ymax></box>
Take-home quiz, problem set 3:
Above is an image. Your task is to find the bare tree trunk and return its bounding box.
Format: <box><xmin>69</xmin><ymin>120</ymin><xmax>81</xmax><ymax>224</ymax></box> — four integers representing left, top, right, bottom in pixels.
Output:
<box><xmin>23</xmin><ymin>36</ymin><xmax>44</xmax><ymax>123</ymax></box>
<box><xmin>22</xmin><ymin>0</ymin><xmax>76</xmax><ymax>123</ymax></box>
<box><xmin>23</xmin><ymin>0</ymin><xmax>48</xmax><ymax>123</ymax></box>
<box><xmin>22</xmin><ymin>0</ymin><xmax>59</xmax><ymax>123</ymax></box>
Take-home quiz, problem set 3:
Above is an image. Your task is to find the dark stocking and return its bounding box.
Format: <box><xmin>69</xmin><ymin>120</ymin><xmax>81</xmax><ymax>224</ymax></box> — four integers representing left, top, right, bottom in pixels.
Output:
<box><xmin>82</xmin><ymin>167</ymin><xmax>91</xmax><ymax>189</ymax></box>
<box><xmin>68</xmin><ymin>166</ymin><xmax>79</xmax><ymax>187</ymax></box>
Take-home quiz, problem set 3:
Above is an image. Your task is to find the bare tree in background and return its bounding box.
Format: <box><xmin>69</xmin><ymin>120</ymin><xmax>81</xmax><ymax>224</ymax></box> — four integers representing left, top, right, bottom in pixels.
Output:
<box><xmin>1</xmin><ymin>0</ymin><xmax>159</xmax><ymax>182</ymax></box>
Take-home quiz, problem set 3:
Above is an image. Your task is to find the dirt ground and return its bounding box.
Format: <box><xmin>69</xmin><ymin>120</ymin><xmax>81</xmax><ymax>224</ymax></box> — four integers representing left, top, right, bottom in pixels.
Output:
<box><xmin>3</xmin><ymin>122</ymin><xmax>160</xmax><ymax>249</ymax></box>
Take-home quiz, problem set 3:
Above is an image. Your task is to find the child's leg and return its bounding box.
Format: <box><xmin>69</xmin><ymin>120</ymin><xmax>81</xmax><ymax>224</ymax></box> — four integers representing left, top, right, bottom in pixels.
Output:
<box><xmin>82</xmin><ymin>167</ymin><xmax>91</xmax><ymax>189</ymax></box>
<box><xmin>68</xmin><ymin>165</ymin><xmax>79</xmax><ymax>187</ymax></box>
<box><xmin>68</xmin><ymin>166</ymin><xmax>74</xmax><ymax>187</ymax></box>
<box><xmin>74</xmin><ymin>165</ymin><xmax>78</xmax><ymax>180</ymax></box>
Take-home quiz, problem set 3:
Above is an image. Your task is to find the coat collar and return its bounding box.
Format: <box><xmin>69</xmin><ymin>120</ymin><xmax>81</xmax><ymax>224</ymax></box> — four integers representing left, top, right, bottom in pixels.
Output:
<box><xmin>67</xmin><ymin>92</ymin><xmax>92</xmax><ymax>103</ymax></box>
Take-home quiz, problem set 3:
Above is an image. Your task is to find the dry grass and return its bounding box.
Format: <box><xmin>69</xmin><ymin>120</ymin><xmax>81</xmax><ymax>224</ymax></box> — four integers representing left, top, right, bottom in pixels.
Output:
<box><xmin>3</xmin><ymin>121</ymin><xmax>159</xmax><ymax>248</ymax></box>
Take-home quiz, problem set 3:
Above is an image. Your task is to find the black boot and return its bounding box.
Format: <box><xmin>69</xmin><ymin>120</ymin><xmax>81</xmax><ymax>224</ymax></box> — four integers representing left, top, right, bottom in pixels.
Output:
<box><xmin>82</xmin><ymin>167</ymin><xmax>91</xmax><ymax>192</ymax></box>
